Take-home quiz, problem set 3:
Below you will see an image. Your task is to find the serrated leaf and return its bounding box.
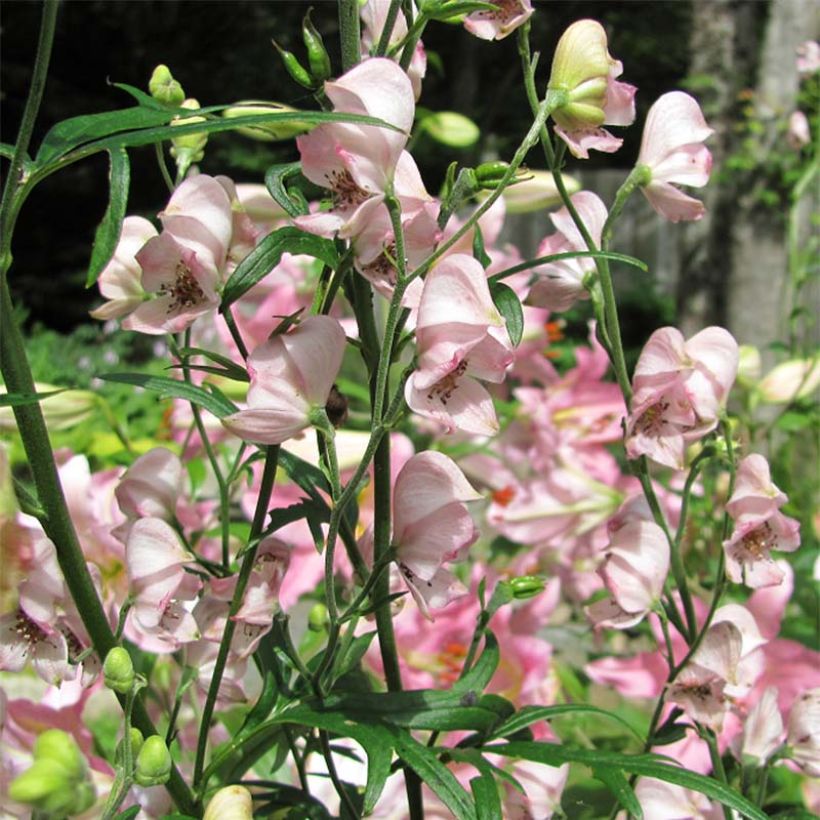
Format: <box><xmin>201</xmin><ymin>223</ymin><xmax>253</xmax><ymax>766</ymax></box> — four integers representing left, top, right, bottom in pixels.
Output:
<box><xmin>491</xmin><ymin>282</ymin><xmax>524</xmax><ymax>347</ymax></box>
<box><xmin>593</xmin><ymin>766</ymin><xmax>643</xmax><ymax>819</ymax></box>
<box><xmin>483</xmin><ymin>741</ymin><xmax>768</xmax><ymax>820</ymax></box>
<box><xmin>471</xmin><ymin>772</ymin><xmax>502</xmax><ymax>820</ymax></box>
<box><xmin>265</xmin><ymin>162</ymin><xmax>309</xmax><ymax>218</ymax></box>
<box><xmin>0</xmin><ymin>389</ymin><xmax>66</xmax><ymax>407</ymax></box>
<box><xmin>99</xmin><ymin>373</ymin><xmax>238</xmax><ymax>418</ymax></box>
<box><xmin>86</xmin><ymin>147</ymin><xmax>130</xmax><ymax>286</ymax></box>
<box><xmin>221</xmin><ymin>227</ymin><xmax>339</xmax><ymax>309</ymax></box>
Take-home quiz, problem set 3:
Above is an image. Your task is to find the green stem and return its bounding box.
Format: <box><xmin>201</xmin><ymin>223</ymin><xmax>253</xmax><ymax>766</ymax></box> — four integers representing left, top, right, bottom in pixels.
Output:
<box><xmin>193</xmin><ymin>444</ymin><xmax>279</xmax><ymax>792</ymax></box>
<box><xmin>154</xmin><ymin>143</ymin><xmax>175</xmax><ymax>193</ymax></box>
<box><xmin>374</xmin><ymin>0</ymin><xmax>402</xmax><ymax>56</ymax></box>
<box><xmin>703</xmin><ymin>729</ymin><xmax>733</xmax><ymax>820</ymax></box>
<box><xmin>222</xmin><ymin>306</ymin><xmax>249</xmax><ymax>361</ymax></box>
<box><xmin>338</xmin><ymin>0</ymin><xmax>361</xmax><ymax>72</ymax></box>
<box><xmin>319</xmin><ymin>729</ymin><xmax>361</xmax><ymax>818</ymax></box>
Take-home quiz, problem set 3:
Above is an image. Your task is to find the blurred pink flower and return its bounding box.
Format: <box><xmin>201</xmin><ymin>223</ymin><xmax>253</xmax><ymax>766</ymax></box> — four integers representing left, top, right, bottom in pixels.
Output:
<box><xmin>464</xmin><ymin>0</ymin><xmax>534</xmax><ymax>41</ymax></box>
<box><xmin>787</xmin><ymin>688</ymin><xmax>820</xmax><ymax>776</ymax></box>
<box><xmin>787</xmin><ymin>110</ymin><xmax>811</xmax><ymax>150</ymax></box>
<box><xmin>637</xmin><ymin>92</ymin><xmax>713</xmax><ymax>222</ymax></box>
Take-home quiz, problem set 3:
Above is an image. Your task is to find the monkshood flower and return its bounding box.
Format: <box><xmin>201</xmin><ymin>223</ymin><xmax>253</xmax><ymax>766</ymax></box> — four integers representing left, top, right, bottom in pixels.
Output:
<box><xmin>222</xmin><ymin>315</ymin><xmax>346</xmax><ymax>445</ymax></box>
<box><xmin>635</xmin><ymin>779</ymin><xmax>721</xmax><ymax>820</ymax></box>
<box><xmin>464</xmin><ymin>0</ymin><xmax>534</xmax><ymax>41</ymax></box>
<box><xmin>636</xmin><ymin>92</ymin><xmax>714</xmax><ymax>222</ymax></box>
<box><xmin>526</xmin><ymin>191</ymin><xmax>607</xmax><ymax>311</ymax></box>
<box><xmin>392</xmin><ymin>451</ymin><xmax>483</xmax><ymax>619</ymax></box>
<box><xmin>737</xmin><ymin>686</ymin><xmax>784</xmax><ymax>765</ymax></box>
<box><xmin>547</xmin><ymin>19</ymin><xmax>636</xmax><ymax>158</ymax></box>
<box><xmin>787</xmin><ymin>688</ymin><xmax>820</xmax><ymax>776</ymax></box>
<box><xmin>405</xmin><ymin>254</ymin><xmax>514</xmax><ymax>436</ymax></box>
<box><xmin>625</xmin><ymin>326</ymin><xmax>739</xmax><ymax>470</ymax></box>
<box><xmin>296</xmin><ymin>58</ymin><xmax>415</xmax><ymax>239</ymax></box>
<box><xmin>722</xmin><ymin>454</ymin><xmax>801</xmax><ymax>588</ymax></box>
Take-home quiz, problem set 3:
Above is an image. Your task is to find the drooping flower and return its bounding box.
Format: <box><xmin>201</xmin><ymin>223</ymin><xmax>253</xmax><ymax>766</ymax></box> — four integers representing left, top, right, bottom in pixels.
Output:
<box><xmin>464</xmin><ymin>0</ymin><xmax>534</xmax><ymax>41</ymax></box>
<box><xmin>737</xmin><ymin>686</ymin><xmax>784</xmax><ymax>765</ymax></box>
<box><xmin>722</xmin><ymin>454</ymin><xmax>801</xmax><ymax>588</ymax></box>
<box><xmin>392</xmin><ymin>451</ymin><xmax>483</xmax><ymax>618</ymax></box>
<box><xmin>787</xmin><ymin>688</ymin><xmax>820</xmax><ymax>776</ymax></box>
<box><xmin>547</xmin><ymin>19</ymin><xmax>636</xmax><ymax>158</ymax></box>
<box><xmin>526</xmin><ymin>191</ymin><xmax>608</xmax><ymax>311</ymax></box>
<box><xmin>221</xmin><ymin>315</ymin><xmax>346</xmax><ymax>445</ymax></box>
<box><xmin>405</xmin><ymin>254</ymin><xmax>514</xmax><ymax>436</ymax></box>
<box><xmin>636</xmin><ymin>91</ymin><xmax>714</xmax><ymax>222</ymax></box>
<box><xmin>625</xmin><ymin>326</ymin><xmax>739</xmax><ymax>470</ymax></box>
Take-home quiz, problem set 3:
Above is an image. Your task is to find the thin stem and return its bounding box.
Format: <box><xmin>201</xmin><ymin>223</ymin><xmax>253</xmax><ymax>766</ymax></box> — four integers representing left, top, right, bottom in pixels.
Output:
<box><xmin>338</xmin><ymin>0</ymin><xmax>361</xmax><ymax>72</ymax></box>
<box><xmin>374</xmin><ymin>0</ymin><xmax>402</xmax><ymax>56</ymax></box>
<box><xmin>703</xmin><ymin>729</ymin><xmax>733</xmax><ymax>820</ymax></box>
<box><xmin>193</xmin><ymin>445</ymin><xmax>280</xmax><ymax>791</ymax></box>
<box><xmin>319</xmin><ymin>729</ymin><xmax>360</xmax><ymax>818</ymax></box>
<box><xmin>222</xmin><ymin>306</ymin><xmax>249</xmax><ymax>361</ymax></box>
<box><xmin>154</xmin><ymin>143</ymin><xmax>175</xmax><ymax>193</ymax></box>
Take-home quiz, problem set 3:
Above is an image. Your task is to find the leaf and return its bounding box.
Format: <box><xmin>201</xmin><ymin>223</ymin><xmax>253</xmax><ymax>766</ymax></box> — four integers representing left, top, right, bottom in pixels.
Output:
<box><xmin>472</xmin><ymin>224</ymin><xmax>492</xmax><ymax>269</ymax></box>
<box><xmin>488</xmin><ymin>250</ymin><xmax>649</xmax><ymax>285</ymax></box>
<box><xmin>278</xmin><ymin>449</ymin><xmax>333</xmax><ymax>501</ymax></box>
<box><xmin>0</xmin><ymin>389</ymin><xmax>66</xmax><ymax>407</ymax></box>
<box><xmin>113</xmin><ymin>809</ymin><xmax>142</xmax><ymax>820</ymax></box>
<box><xmin>593</xmin><ymin>766</ymin><xmax>643</xmax><ymax>819</ymax></box>
<box><xmin>99</xmin><ymin>373</ymin><xmax>238</xmax><ymax>418</ymax></box>
<box><xmin>471</xmin><ymin>772</ymin><xmax>502</xmax><ymax>820</ymax></box>
<box><xmin>491</xmin><ymin>704</ymin><xmax>643</xmax><ymax>743</ymax></box>
<box><xmin>110</xmin><ymin>81</ymin><xmax>170</xmax><ymax>110</ymax></box>
<box><xmin>482</xmin><ymin>741</ymin><xmax>769</xmax><ymax>820</ymax></box>
<box><xmin>384</xmin><ymin>724</ymin><xmax>476</xmax><ymax>819</ymax></box>
<box><xmin>490</xmin><ymin>282</ymin><xmax>524</xmax><ymax>347</ymax></box>
<box><xmin>333</xmin><ymin>631</ymin><xmax>378</xmax><ymax>681</ymax></box>
<box><xmin>267</xmin><ymin>499</ymin><xmax>329</xmax><ymax>536</ymax></box>
<box><xmin>0</xmin><ymin>143</ymin><xmax>20</xmax><ymax>160</ymax></box>
<box><xmin>221</xmin><ymin>227</ymin><xmax>339</xmax><ymax>309</ymax></box>
<box><xmin>265</xmin><ymin>162</ymin><xmax>309</xmax><ymax>218</ymax></box>
<box><xmin>453</xmin><ymin>631</ymin><xmax>499</xmax><ymax>694</ymax></box>
<box><xmin>175</xmin><ymin>347</ymin><xmax>250</xmax><ymax>383</ymax></box>
<box><xmin>86</xmin><ymin>147</ymin><xmax>130</xmax><ymax>286</ymax></box>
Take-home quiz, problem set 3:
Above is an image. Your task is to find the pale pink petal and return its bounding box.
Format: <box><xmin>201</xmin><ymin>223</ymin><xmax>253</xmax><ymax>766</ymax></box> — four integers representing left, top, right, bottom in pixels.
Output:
<box><xmin>221</xmin><ymin>407</ymin><xmax>312</xmax><ymax>445</ymax></box>
<box><xmin>684</xmin><ymin>326</ymin><xmax>739</xmax><ymax>401</ymax></box>
<box><xmin>639</xmin><ymin>93</ymin><xmax>713</xmax><ymax>168</ymax></box>
<box><xmin>279</xmin><ymin>316</ymin><xmax>347</xmax><ymax>406</ymax></box>
<box><xmin>115</xmin><ymin>447</ymin><xmax>182</xmax><ymax>520</ymax></box>
<box><xmin>398</xmin><ymin>503</ymin><xmax>477</xmax><ymax>580</ymax></box>
<box><xmin>126</xmin><ymin>517</ymin><xmax>192</xmax><ymax>582</ymax></box>
<box><xmin>633</xmin><ymin>327</ymin><xmax>687</xmax><ymax>383</ymax></box>
<box><xmin>642</xmin><ymin>181</ymin><xmax>707</xmax><ymax>222</ymax></box>
<box><xmin>602</xmin><ymin>78</ymin><xmax>637</xmax><ymax>126</ymax></box>
<box><xmin>400</xmin><ymin>565</ymin><xmax>468</xmax><ymax>621</ymax></box>
<box><xmin>464</xmin><ymin>0</ymin><xmax>533</xmax><ymax>40</ymax></box>
<box><xmin>554</xmin><ymin>125</ymin><xmax>623</xmax><ymax>159</ymax></box>
<box><xmin>406</xmin><ymin>374</ymin><xmax>499</xmax><ymax>436</ymax></box>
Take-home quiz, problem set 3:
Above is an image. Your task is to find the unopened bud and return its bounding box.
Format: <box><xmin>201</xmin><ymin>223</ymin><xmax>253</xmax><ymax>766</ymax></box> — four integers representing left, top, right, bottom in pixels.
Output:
<box><xmin>0</xmin><ymin>383</ymin><xmax>98</xmax><ymax>433</ymax></box>
<box><xmin>757</xmin><ymin>358</ymin><xmax>820</xmax><ymax>404</ymax></box>
<box><xmin>508</xmin><ymin>575</ymin><xmax>545</xmax><ymax>599</ymax></box>
<box><xmin>170</xmin><ymin>99</ymin><xmax>208</xmax><ymax>171</ymax></box>
<box><xmin>115</xmin><ymin>727</ymin><xmax>145</xmax><ymax>765</ymax></box>
<box><xmin>222</xmin><ymin>101</ymin><xmax>310</xmax><ymax>142</ymax></box>
<box><xmin>104</xmin><ymin>646</ymin><xmax>135</xmax><ymax>694</ymax></box>
<box><xmin>149</xmin><ymin>64</ymin><xmax>185</xmax><ymax>107</ymax></box>
<box><xmin>134</xmin><ymin>735</ymin><xmax>172</xmax><ymax>787</ymax></box>
<box><xmin>737</xmin><ymin>345</ymin><xmax>762</xmax><ymax>385</ymax></box>
<box><xmin>308</xmin><ymin>602</ymin><xmax>329</xmax><ymax>632</ymax></box>
<box><xmin>420</xmin><ymin>111</ymin><xmax>480</xmax><ymax>148</ymax></box>
<box><xmin>302</xmin><ymin>11</ymin><xmax>332</xmax><ymax>83</ymax></box>
<box><xmin>273</xmin><ymin>40</ymin><xmax>315</xmax><ymax>89</ymax></box>
<box><xmin>203</xmin><ymin>785</ymin><xmax>254</xmax><ymax>820</ymax></box>
<box><xmin>34</xmin><ymin>729</ymin><xmax>86</xmax><ymax>781</ymax></box>
<box><xmin>499</xmin><ymin>169</ymin><xmax>580</xmax><ymax>213</ymax></box>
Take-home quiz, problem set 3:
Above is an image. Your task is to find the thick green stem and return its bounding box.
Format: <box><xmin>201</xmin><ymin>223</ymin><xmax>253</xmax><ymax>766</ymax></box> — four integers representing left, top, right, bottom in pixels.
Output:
<box><xmin>338</xmin><ymin>0</ymin><xmax>361</xmax><ymax>72</ymax></box>
<box><xmin>193</xmin><ymin>445</ymin><xmax>279</xmax><ymax>792</ymax></box>
<box><xmin>374</xmin><ymin>0</ymin><xmax>403</xmax><ymax>56</ymax></box>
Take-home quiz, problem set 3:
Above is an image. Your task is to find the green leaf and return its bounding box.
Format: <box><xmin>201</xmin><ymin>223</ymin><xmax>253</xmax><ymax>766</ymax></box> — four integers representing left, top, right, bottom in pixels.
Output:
<box><xmin>35</xmin><ymin>106</ymin><xmax>181</xmax><ymax>165</ymax></box>
<box><xmin>491</xmin><ymin>704</ymin><xmax>643</xmax><ymax>744</ymax></box>
<box><xmin>110</xmin><ymin>81</ymin><xmax>169</xmax><ymax>110</ymax></box>
<box><xmin>278</xmin><ymin>448</ymin><xmax>333</xmax><ymax>500</ymax></box>
<box><xmin>471</xmin><ymin>772</ymin><xmax>502</xmax><ymax>820</ymax></box>
<box><xmin>593</xmin><ymin>766</ymin><xmax>643</xmax><ymax>819</ymax></box>
<box><xmin>221</xmin><ymin>227</ymin><xmax>339</xmax><ymax>309</ymax></box>
<box><xmin>0</xmin><ymin>143</ymin><xmax>20</xmax><ymax>160</ymax></box>
<box><xmin>454</xmin><ymin>631</ymin><xmax>499</xmax><ymax>694</ymax></box>
<box><xmin>267</xmin><ymin>499</ymin><xmax>329</xmax><ymax>536</ymax></box>
<box><xmin>0</xmin><ymin>389</ymin><xmax>66</xmax><ymax>407</ymax></box>
<box><xmin>483</xmin><ymin>741</ymin><xmax>769</xmax><ymax>820</ymax></box>
<box><xmin>488</xmin><ymin>250</ymin><xmax>649</xmax><ymax>285</ymax></box>
<box><xmin>472</xmin><ymin>224</ymin><xmax>491</xmax><ymax>269</ymax></box>
<box><xmin>113</xmin><ymin>809</ymin><xmax>142</xmax><ymax>820</ymax></box>
<box><xmin>175</xmin><ymin>347</ymin><xmax>250</xmax><ymax>383</ymax></box>
<box><xmin>99</xmin><ymin>373</ymin><xmax>238</xmax><ymax>418</ymax></box>
<box><xmin>86</xmin><ymin>147</ymin><xmax>130</xmax><ymax>287</ymax></box>
<box><xmin>384</xmin><ymin>724</ymin><xmax>476</xmax><ymax>820</ymax></box>
<box><xmin>265</xmin><ymin>162</ymin><xmax>309</xmax><ymax>218</ymax></box>
<box><xmin>333</xmin><ymin>631</ymin><xmax>378</xmax><ymax>681</ymax></box>
<box><xmin>490</xmin><ymin>282</ymin><xmax>524</xmax><ymax>347</ymax></box>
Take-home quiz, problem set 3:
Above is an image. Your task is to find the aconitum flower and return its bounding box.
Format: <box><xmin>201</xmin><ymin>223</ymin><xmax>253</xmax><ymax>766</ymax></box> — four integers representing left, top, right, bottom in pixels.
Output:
<box><xmin>392</xmin><ymin>451</ymin><xmax>483</xmax><ymax>619</ymax></box>
<box><xmin>405</xmin><ymin>254</ymin><xmax>514</xmax><ymax>436</ymax></box>
<box><xmin>625</xmin><ymin>326</ymin><xmax>739</xmax><ymax>470</ymax></box>
<box><xmin>547</xmin><ymin>19</ymin><xmax>636</xmax><ymax>158</ymax></box>
<box><xmin>787</xmin><ymin>688</ymin><xmax>820</xmax><ymax>776</ymax></box>
<box><xmin>636</xmin><ymin>92</ymin><xmax>713</xmax><ymax>222</ymax></box>
<box><xmin>738</xmin><ymin>686</ymin><xmax>784</xmax><ymax>765</ymax></box>
<box><xmin>526</xmin><ymin>191</ymin><xmax>607</xmax><ymax>311</ymax></box>
<box><xmin>221</xmin><ymin>316</ymin><xmax>346</xmax><ymax>445</ymax></box>
<box><xmin>723</xmin><ymin>454</ymin><xmax>801</xmax><ymax>588</ymax></box>
<box><xmin>464</xmin><ymin>0</ymin><xmax>534</xmax><ymax>41</ymax></box>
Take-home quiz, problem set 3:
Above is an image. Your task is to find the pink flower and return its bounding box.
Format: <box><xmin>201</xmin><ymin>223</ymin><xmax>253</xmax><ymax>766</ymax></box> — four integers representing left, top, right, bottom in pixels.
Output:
<box><xmin>787</xmin><ymin>688</ymin><xmax>820</xmax><ymax>776</ymax></box>
<box><xmin>526</xmin><ymin>191</ymin><xmax>608</xmax><ymax>311</ymax></box>
<box><xmin>464</xmin><ymin>0</ymin><xmax>534</xmax><ymax>41</ymax></box>
<box><xmin>636</xmin><ymin>92</ymin><xmax>714</xmax><ymax>222</ymax></box>
<box><xmin>625</xmin><ymin>326</ymin><xmax>739</xmax><ymax>470</ymax></box>
<box><xmin>221</xmin><ymin>315</ymin><xmax>346</xmax><ymax>445</ymax></box>
<box><xmin>723</xmin><ymin>454</ymin><xmax>800</xmax><ymax>588</ymax></box>
<box><xmin>737</xmin><ymin>686</ymin><xmax>783</xmax><ymax>765</ymax></box>
<box><xmin>547</xmin><ymin>20</ymin><xmax>636</xmax><ymax>158</ymax></box>
<box><xmin>405</xmin><ymin>254</ymin><xmax>514</xmax><ymax>436</ymax></box>
<box><xmin>635</xmin><ymin>778</ymin><xmax>721</xmax><ymax>820</ymax></box>
<box><xmin>115</xmin><ymin>447</ymin><xmax>182</xmax><ymax>522</ymax></box>
<box><xmin>787</xmin><ymin>110</ymin><xmax>811</xmax><ymax>150</ymax></box>
<box><xmin>796</xmin><ymin>41</ymin><xmax>820</xmax><ymax>75</ymax></box>
<box><xmin>392</xmin><ymin>451</ymin><xmax>482</xmax><ymax>619</ymax></box>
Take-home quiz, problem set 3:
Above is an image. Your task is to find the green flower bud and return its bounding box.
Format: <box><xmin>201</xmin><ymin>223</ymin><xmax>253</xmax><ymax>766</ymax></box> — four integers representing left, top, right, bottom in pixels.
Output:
<box><xmin>499</xmin><ymin>170</ymin><xmax>580</xmax><ymax>213</ymax></box>
<box><xmin>34</xmin><ymin>729</ymin><xmax>86</xmax><ymax>781</ymax></box>
<box><xmin>203</xmin><ymin>785</ymin><xmax>254</xmax><ymax>820</ymax></box>
<box><xmin>308</xmin><ymin>602</ymin><xmax>329</xmax><ymax>632</ymax></box>
<box><xmin>170</xmin><ymin>99</ymin><xmax>208</xmax><ymax>171</ymax></box>
<box><xmin>148</xmin><ymin>64</ymin><xmax>185</xmax><ymax>107</ymax></box>
<box><xmin>420</xmin><ymin>111</ymin><xmax>480</xmax><ymax>148</ymax></box>
<box><xmin>222</xmin><ymin>101</ymin><xmax>311</xmax><ymax>142</ymax></box>
<box><xmin>134</xmin><ymin>735</ymin><xmax>172</xmax><ymax>787</ymax></box>
<box><xmin>508</xmin><ymin>575</ymin><xmax>545</xmax><ymax>600</ymax></box>
<box><xmin>9</xmin><ymin>758</ymin><xmax>76</xmax><ymax>814</ymax></box>
<box><xmin>115</xmin><ymin>727</ymin><xmax>145</xmax><ymax>766</ymax></box>
<box><xmin>273</xmin><ymin>40</ymin><xmax>314</xmax><ymax>89</ymax></box>
<box><xmin>103</xmin><ymin>646</ymin><xmax>135</xmax><ymax>694</ymax></box>
<box><xmin>0</xmin><ymin>383</ymin><xmax>98</xmax><ymax>433</ymax></box>
<box><xmin>302</xmin><ymin>11</ymin><xmax>332</xmax><ymax>83</ymax></box>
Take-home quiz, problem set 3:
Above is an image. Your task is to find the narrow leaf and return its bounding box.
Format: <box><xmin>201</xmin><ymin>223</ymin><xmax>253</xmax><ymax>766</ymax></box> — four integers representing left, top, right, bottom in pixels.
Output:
<box><xmin>491</xmin><ymin>704</ymin><xmax>643</xmax><ymax>743</ymax></box>
<box><xmin>86</xmin><ymin>147</ymin><xmax>130</xmax><ymax>286</ymax></box>
<box><xmin>488</xmin><ymin>250</ymin><xmax>649</xmax><ymax>284</ymax></box>
<box><xmin>0</xmin><ymin>389</ymin><xmax>66</xmax><ymax>407</ymax></box>
<box><xmin>593</xmin><ymin>766</ymin><xmax>643</xmax><ymax>819</ymax></box>
<box><xmin>99</xmin><ymin>373</ymin><xmax>238</xmax><ymax>418</ymax></box>
<box><xmin>491</xmin><ymin>282</ymin><xmax>524</xmax><ymax>347</ymax></box>
<box><xmin>221</xmin><ymin>227</ymin><xmax>339</xmax><ymax>309</ymax></box>
<box><xmin>471</xmin><ymin>772</ymin><xmax>502</xmax><ymax>820</ymax></box>
<box><xmin>265</xmin><ymin>162</ymin><xmax>309</xmax><ymax>218</ymax></box>
<box><xmin>454</xmin><ymin>630</ymin><xmax>500</xmax><ymax>694</ymax></box>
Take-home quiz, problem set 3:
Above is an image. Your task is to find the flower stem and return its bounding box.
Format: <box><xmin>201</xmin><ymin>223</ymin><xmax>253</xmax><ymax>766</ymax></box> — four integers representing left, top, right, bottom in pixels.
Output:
<box><xmin>374</xmin><ymin>0</ymin><xmax>403</xmax><ymax>56</ymax></box>
<box><xmin>338</xmin><ymin>0</ymin><xmax>361</xmax><ymax>72</ymax></box>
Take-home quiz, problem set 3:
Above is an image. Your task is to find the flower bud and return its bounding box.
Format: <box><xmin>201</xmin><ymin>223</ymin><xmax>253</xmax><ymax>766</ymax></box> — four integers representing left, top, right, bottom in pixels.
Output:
<box><xmin>134</xmin><ymin>735</ymin><xmax>172</xmax><ymax>787</ymax></box>
<box><xmin>222</xmin><ymin>101</ymin><xmax>310</xmax><ymax>142</ymax></box>
<box><xmin>148</xmin><ymin>64</ymin><xmax>185</xmax><ymax>107</ymax></box>
<box><xmin>115</xmin><ymin>727</ymin><xmax>145</xmax><ymax>766</ymax></box>
<box><xmin>203</xmin><ymin>785</ymin><xmax>254</xmax><ymax>820</ymax></box>
<box><xmin>103</xmin><ymin>646</ymin><xmax>135</xmax><ymax>694</ymax></box>
<box><xmin>170</xmin><ymin>99</ymin><xmax>208</xmax><ymax>171</ymax></box>
<box><xmin>0</xmin><ymin>383</ymin><xmax>98</xmax><ymax>433</ymax></box>
<box><xmin>273</xmin><ymin>40</ymin><xmax>314</xmax><ymax>89</ymax></box>
<box><xmin>757</xmin><ymin>358</ymin><xmax>820</xmax><ymax>404</ymax></box>
<box><xmin>475</xmin><ymin>161</ymin><xmax>511</xmax><ymax>187</ymax></box>
<box><xmin>737</xmin><ymin>345</ymin><xmax>762</xmax><ymax>386</ymax></box>
<box><xmin>420</xmin><ymin>111</ymin><xmax>480</xmax><ymax>148</ymax></box>
<box><xmin>302</xmin><ymin>10</ymin><xmax>332</xmax><ymax>83</ymax></box>
<box><xmin>308</xmin><ymin>602</ymin><xmax>329</xmax><ymax>632</ymax></box>
<box><xmin>9</xmin><ymin>758</ymin><xmax>77</xmax><ymax>814</ymax></box>
<box><xmin>34</xmin><ymin>728</ymin><xmax>87</xmax><ymax>781</ymax></box>
<box><xmin>499</xmin><ymin>169</ymin><xmax>580</xmax><ymax>213</ymax></box>
<box><xmin>508</xmin><ymin>575</ymin><xmax>545</xmax><ymax>599</ymax></box>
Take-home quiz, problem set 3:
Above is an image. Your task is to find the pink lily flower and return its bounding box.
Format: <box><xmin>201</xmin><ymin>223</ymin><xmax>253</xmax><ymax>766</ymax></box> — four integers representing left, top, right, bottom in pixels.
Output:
<box><xmin>392</xmin><ymin>451</ymin><xmax>483</xmax><ymax>619</ymax></box>
<box><xmin>526</xmin><ymin>191</ymin><xmax>608</xmax><ymax>311</ymax></box>
<box><xmin>221</xmin><ymin>315</ymin><xmax>346</xmax><ymax>445</ymax></box>
<box><xmin>625</xmin><ymin>326</ymin><xmax>739</xmax><ymax>470</ymax></box>
<box><xmin>723</xmin><ymin>454</ymin><xmax>801</xmax><ymax>588</ymax></box>
<box><xmin>464</xmin><ymin>0</ymin><xmax>534</xmax><ymax>41</ymax></box>
<box><xmin>636</xmin><ymin>91</ymin><xmax>714</xmax><ymax>222</ymax></box>
<box><xmin>405</xmin><ymin>254</ymin><xmax>514</xmax><ymax>436</ymax></box>
<box><xmin>547</xmin><ymin>19</ymin><xmax>637</xmax><ymax>158</ymax></box>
